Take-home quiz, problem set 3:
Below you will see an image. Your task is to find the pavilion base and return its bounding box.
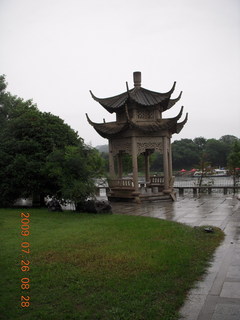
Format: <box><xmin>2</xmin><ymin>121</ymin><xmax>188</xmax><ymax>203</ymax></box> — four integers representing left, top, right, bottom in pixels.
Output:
<box><xmin>107</xmin><ymin>189</ymin><xmax>176</xmax><ymax>203</ymax></box>
<box><xmin>140</xmin><ymin>192</ymin><xmax>175</xmax><ymax>202</ymax></box>
<box><xmin>107</xmin><ymin>190</ymin><xmax>140</xmax><ymax>203</ymax></box>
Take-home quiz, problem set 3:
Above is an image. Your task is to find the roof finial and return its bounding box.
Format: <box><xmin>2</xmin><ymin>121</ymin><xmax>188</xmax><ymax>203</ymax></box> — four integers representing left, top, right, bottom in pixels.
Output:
<box><xmin>133</xmin><ymin>71</ymin><xmax>141</xmax><ymax>87</ymax></box>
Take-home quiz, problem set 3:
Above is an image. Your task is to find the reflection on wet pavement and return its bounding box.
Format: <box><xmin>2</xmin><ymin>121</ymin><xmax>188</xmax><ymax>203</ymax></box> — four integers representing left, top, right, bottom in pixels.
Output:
<box><xmin>111</xmin><ymin>194</ymin><xmax>239</xmax><ymax>230</ymax></box>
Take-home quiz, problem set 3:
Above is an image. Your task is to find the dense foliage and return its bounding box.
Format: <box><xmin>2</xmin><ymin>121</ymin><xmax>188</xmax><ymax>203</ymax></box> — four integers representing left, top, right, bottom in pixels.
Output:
<box><xmin>172</xmin><ymin>136</ymin><xmax>239</xmax><ymax>170</ymax></box>
<box><xmin>0</xmin><ymin>75</ymin><xmax>104</xmax><ymax>207</ymax></box>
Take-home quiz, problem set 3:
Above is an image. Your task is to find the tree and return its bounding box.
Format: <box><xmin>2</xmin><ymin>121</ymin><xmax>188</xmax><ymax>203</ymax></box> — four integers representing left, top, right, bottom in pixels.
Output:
<box><xmin>228</xmin><ymin>141</ymin><xmax>240</xmax><ymax>169</ymax></box>
<box><xmin>172</xmin><ymin>139</ymin><xmax>200</xmax><ymax>170</ymax></box>
<box><xmin>220</xmin><ymin>135</ymin><xmax>238</xmax><ymax>145</ymax></box>
<box><xmin>150</xmin><ymin>152</ymin><xmax>163</xmax><ymax>173</ymax></box>
<box><xmin>171</xmin><ymin>136</ymin><xmax>239</xmax><ymax>171</ymax></box>
<box><xmin>45</xmin><ymin>145</ymin><xmax>104</xmax><ymax>205</ymax></box>
<box><xmin>204</xmin><ymin>139</ymin><xmax>226</xmax><ymax>167</ymax></box>
<box><xmin>193</xmin><ymin>137</ymin><xmax>207</xmax><ymax>152</ymax></box>
<box><xmin>228</xmin><ymin>141</ymin><xmax>240</xmax><ymax>187</ymax></box>
<box><xmin>0</xmin><ymin>75</ymin><xmax>104</xmax><ymax>207</ymax></box>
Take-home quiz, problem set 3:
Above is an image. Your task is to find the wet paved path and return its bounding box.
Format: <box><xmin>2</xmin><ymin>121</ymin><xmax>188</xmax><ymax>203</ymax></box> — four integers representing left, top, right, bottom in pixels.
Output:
<box><xmin>111</xmin><ymin>195</ymin><xmax>240</xmax><ymax>320</ymax></box>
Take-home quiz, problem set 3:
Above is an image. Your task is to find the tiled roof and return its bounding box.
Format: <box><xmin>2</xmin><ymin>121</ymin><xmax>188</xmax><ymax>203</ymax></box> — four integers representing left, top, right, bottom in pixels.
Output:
<box><xmin>90</xmin><ymin>82</ymin><xmax>180</xmax><ymax>113</ymax></box>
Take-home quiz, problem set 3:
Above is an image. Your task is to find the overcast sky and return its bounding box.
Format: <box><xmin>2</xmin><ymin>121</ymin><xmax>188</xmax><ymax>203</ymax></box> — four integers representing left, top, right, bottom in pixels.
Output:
<box><xmin>0</xmin><ymin>0</ymin><xmax>239</xmax><ymax>146</ymax></box>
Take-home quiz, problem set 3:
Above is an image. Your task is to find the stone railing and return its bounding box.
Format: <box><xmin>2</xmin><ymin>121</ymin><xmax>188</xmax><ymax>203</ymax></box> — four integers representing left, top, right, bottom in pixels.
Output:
<box><xmin>150</xmin><ymin>176</ymin><xmax>164</xmax><ymax>185</ymax></box>
<box><xmin>108</xmin><ymin>179</ymin><xmax>135</xmax><ymax>190</ymax></box>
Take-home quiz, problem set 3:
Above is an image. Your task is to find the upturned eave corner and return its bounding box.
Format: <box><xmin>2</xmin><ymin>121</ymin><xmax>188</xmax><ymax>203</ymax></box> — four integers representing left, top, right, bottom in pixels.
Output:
<box><xmin>85</xmin><ymin>113</ymin><xmax>94</xmax><ymax>126</ymax></box>
<box><xmin>166</xmin><ymin>91</ymin><xmax>183</xmax><ymax>111</ymax></box>
<box><xmin>169</xmin><ymin>81</ymin><xmax>176</xmax><ymax>95</ymax></box>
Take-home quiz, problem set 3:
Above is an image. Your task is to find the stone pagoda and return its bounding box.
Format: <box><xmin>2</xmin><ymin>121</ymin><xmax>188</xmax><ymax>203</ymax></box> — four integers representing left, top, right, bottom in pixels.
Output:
<box><xmin>86</xmin><ymin>72</ymin><xmax>188</xmax><ymax>202</ymax></box>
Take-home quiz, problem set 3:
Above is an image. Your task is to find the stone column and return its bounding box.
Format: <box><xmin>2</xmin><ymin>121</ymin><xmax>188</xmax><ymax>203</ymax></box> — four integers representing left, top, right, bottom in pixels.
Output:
<box><xmin>144</xmin><ymin>150</ymin><xmax>150</xmax><ymax>183</ymax></box>
<box><xmin>117</xmin><ymin>152</ymin><xmax>123</xmax><ymax>179</ymax></box>
<box><xmin>168</xmin><ymin>139</ymin><xmax>173</xmax><ymax>188</ymax></box>
<box><xmin>163</xmin><ymin>136</ymin><xmax>169</xmax><ymax>191</ymax></box>
<box><xmin>131</xmin><ymin>136</ymin><xmax>139</xmax><ymax>192</ymax></box>
<box><xmin>108</xmin><ymin>140</ymin><xmax>115</xmax><ymax>178</ymax></box>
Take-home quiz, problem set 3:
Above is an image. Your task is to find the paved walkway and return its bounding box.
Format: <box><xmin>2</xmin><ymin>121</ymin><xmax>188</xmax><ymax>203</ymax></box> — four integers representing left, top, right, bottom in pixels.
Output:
<box><xmin>110</xmin><ymin>194</ymin><xmax>240</xmax><ymax>320</ymax></box>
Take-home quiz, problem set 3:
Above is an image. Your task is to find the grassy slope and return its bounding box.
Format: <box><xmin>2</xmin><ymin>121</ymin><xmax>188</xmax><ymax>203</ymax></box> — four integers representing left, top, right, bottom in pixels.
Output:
<box><xmin>0</xmin><ymin>208</ymin><xmax>224</xmax><ymax>320</ymax></box>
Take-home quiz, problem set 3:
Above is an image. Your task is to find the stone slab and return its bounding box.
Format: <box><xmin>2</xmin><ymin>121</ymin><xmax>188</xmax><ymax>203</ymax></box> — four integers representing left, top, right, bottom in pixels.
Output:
<box><xmin>220</xmin><ymin>282</ymin><xmax>240</xmax><ymax>299</ymax></box>
<box><xmin>212</xmin><ymin>303</ymin><xmax>240</xmax><ymax>320</ymax></box>
<box><xmin>227</xmin><ymin>266</ymin><xmax>240</xmax><ymax>279</ymax></box>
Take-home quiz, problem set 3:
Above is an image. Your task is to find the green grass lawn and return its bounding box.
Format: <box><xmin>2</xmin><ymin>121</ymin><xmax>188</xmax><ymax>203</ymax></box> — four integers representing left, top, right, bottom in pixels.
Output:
<box><xmin>1</xmin><ymin>208</ymin><xmax>224</xmax><ymax>320</ymax></box>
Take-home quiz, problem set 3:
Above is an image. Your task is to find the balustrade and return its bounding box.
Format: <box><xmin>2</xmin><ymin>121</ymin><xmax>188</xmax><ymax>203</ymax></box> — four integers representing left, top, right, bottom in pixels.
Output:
<box><xmin>150</xmin><ymin>176</ymin><xmax>164</xmax><ymax>185</ymax></box>
<box><xmin>108</xmin><ymin>179</ymin><xmax>134</xmax><ymax>189</ymax></box>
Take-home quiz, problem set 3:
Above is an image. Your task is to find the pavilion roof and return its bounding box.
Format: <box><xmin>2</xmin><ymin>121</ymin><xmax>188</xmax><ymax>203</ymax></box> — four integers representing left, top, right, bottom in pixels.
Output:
<box><xmin>90</xmin><ymin>82</ymin><xmax>182</xmax><ymax>113</ymax></box>
<box><xmin>86</xmin><ymin>107</ymin><xmax>188</xmax><ymax>139</ymax></box>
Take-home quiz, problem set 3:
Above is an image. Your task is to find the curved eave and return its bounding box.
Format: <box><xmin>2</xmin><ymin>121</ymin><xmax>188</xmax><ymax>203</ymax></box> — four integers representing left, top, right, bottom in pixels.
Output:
<box><xmin>142</xmin><ymin>81</ymin><xmax>176</xmax><ymax>96</ymax></box>
<box><xmin>168</xmin><ymin>112</ymin><xmax>188</xmax><ymax>134</ymax></box>
<box><xmin>175</xmin><ymin>113</ymin><xmax>188</xmax><ymax>134</ymax></box>
<box><xmin>90</xmin><ymin>90</ymin><xmax>128</xmax><ymax>113</ymax></box>
<box><xmin>165</xmin><ymin>106</ymin><xmax>184</xmax><ymax>123</ymax></box>
<box><xmin>166</xmin><ymin>81</ymin><xmax>176</xmax><ymax>95</ymax></box>
<box><xmin>86</xmin><ymin>113</ymin><xmax>96</xmax><ymax>127</ymax></box>
<box><xmin>163</xmin><ymin>91</ymin><xmax>182</xmax><ymax>112</ymax></box>
<box><xmin>86</xmin><ymin>113</ymin><xmax>129</xmax><ymax>138</ymax></box>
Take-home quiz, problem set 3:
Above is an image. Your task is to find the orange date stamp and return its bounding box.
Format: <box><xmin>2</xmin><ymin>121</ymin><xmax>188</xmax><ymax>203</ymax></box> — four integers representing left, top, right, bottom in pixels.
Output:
<box><xmin>20</xmin><ymin>212</ymin><xmax>31</xmax><ymax>308</ymax></box>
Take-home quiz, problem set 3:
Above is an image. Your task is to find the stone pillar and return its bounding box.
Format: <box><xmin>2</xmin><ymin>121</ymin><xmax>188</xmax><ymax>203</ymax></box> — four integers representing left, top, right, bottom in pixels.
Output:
<box><xmin>131</xmin><ymin>136</ymin><xmax>139</xmax><ymax>192</ymax></box>
<box><xmin>117</xmin><ymin>152</ymin><xmax>123</xmax><ymax>179</ymax></box>
<box><xmin>168</xmin><ymin>139</ymin><xmax>173</xmax><ymax>188</ymax></box>
<box><xmin>108</xmin><ymin>140</ymin><xmax>115</xmax><ymax>178</ymax></box>
<box><xmin>144</xmin><ymin>150</ymin><xmax>150</xmax><ymax>183</ymax></box>
<box><xmin>163</xmin><ymin>136</ymin><xmax>169</xmax><ymax>191</ymax></box>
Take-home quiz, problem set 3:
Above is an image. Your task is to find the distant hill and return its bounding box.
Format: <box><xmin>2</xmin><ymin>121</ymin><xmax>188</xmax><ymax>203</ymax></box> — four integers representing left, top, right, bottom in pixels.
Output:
<box><xmin>95</xmin><ymin>144</ymin><xmax>109</xmax><ymax>153</ymax></box>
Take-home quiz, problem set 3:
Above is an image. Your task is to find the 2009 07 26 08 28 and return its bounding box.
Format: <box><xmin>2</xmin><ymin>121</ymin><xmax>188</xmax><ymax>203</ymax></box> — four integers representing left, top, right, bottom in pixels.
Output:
<box><xmin>20</xmin><ymin>212</ymin><xmax>31</xmax><ymax>308</ymax></box>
